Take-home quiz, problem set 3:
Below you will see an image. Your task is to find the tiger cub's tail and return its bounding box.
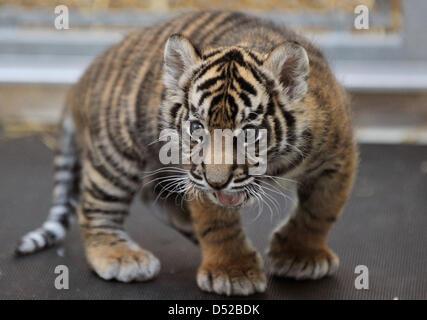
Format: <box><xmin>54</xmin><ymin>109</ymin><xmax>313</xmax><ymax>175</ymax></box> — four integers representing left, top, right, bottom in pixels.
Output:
<box><xmin>16</xmin><ymin>108</ymin><xmax>80</xmax><ymax>255</ymax></box>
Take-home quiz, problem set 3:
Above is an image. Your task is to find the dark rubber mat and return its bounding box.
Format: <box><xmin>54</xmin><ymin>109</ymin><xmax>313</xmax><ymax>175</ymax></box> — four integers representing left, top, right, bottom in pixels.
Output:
<box><xmin>0</xmin><ymin>136</ymin><xmax>426</xmax><ymax>299</ymax></box>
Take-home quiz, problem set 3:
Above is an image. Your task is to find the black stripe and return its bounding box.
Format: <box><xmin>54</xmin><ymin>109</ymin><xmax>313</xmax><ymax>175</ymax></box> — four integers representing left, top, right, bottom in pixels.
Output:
<box><xmin>197</xmin><ymin>72</ymin><xmax>225</xmax><ymax>91</ymax></box>
<box><xmin>97</xmin><ymin>144</ymin><xmax>140</xmax><ymax>184</ymax></box>
<box><xmin>246</xmin><ymin>51</ymin><xmax>263</xmax><ymax>66</ymax></box>
<box><xmin>210</xmin><ymin>229</ymin><xmax>243</xmax><ymax>244</ymax></box>
<box><xmin>190</xmin><ymin>170</ymin><xmax>203</xmax><ymax>181</ymax></box>
<box><xmin>194</xmin><ymin>49</ymin><xmax>246</xmax><ymax>81</ymax></box>
<box><xmin>305</xmin><ymin>207</ymin><xmax>319</xmax><ymax>220</ymax></box>
<box><xmin>202</xmin><ymin>49</ymin><xmax>222</xmax><ymax>60</ymax></box>
<box><xmin>273</xmin><ymin>231</ymin><xmax>287</xmax><ymax>243</ymax></box>
<box><xmin>198</xmin><ymin>91</ymin><xmax>212</xmax><ymax>106</ymax></box>
<box><xmin>83</xmin><ymin>207</ymin><xmax>128</xmax><ymax>215</ymax></box>
<box><xmin>266</xmin><ymin>99</ymin><xmax>275</xmax><ymax>116</ymax></box>
<box><xmin>273</xmin><ymin>117</ymin><xmax>283</xmax><ymax>145</ymax></box>
<box><xmin>270</xmin><ymin>129</ymin><xmax>312</xmax><ymax>176</ymax></box>
<box><xmin>87</xmin><ymin>178</ymin><xmax>132</xmax><ymax>203</ymax></box>
<box><xmin>239</xmin><ymin>92</ymin><xmax>252</xmax><ymax>108</ymax></box>
<box><xmin>106</xmin><ymin>35</ymin><xmax>142</xmax><ymax>162</ymax></box>
<box><xmin>200</xmin><ymin>12</ymin><xmax>247</xmax><ymax>45</ymax></box>
<box><xmin>190</xmin><ymin>11</ymin><xmax>224</xmax><ymax>45</ymax></box>
<box><xmin>232</xmin><ymin>68</ymin><xmax>257</xmax><ymax>95</ymax></box>
<box><xmin>170</xmin><ymin>103</ymin><xmax>182</xmax><ymax>118</ymax></box>
<box><xmin>190</xmin><ymin>103</ymin><xmax>197</xmax><ymax>114</ymax></box>
<box><xmin>320</xmin><ymin>168</ymin><xmax>339</xmax><ymax>178</ymax></box>
<box><xmin>247</xmin><ymin>63</ymin><xmax>264</xmax><ymax>85</ymax></box>
<box><xmin>87</xmin><ymin>152</ymin><xmax>136</xmax><ymax>194</ymax></box>
<box><xmin>43</xmin><ymin>229</ymin><xmax>57</xmax><ymax>244</ymax></box>
<box><xmin>209</xmin><ymin>16</ymin><xmax>254</xmax><ymax>45</ymax></box>
<box><xmin>233</xmin><ymin>176</ymin><xmax>250</xmax><ymax>184</ymax></box>
<box><xmin>227</xmin><ymin>94</ymin><xmax>239</xmax><ymax>120</ymax></box>
<box><xmin>280</xmin><ymin>105</ymin><xmax>296</xmax><ymax>152</ymax></box>
<box><xmin>201</xmin><ymin>219</ymin><xmax>239</xmax><ymax>239</ymax></box>
<box><xmin>83</xmin><ymin>224</ymin><xmax>122</xmax><ymax>231</ymax></box>
<box><xmin>208</xmin><ymin>94</ymin><xmax>222</xmax><ymax>115</ymax></box>
<box><xmin>179</xmin><ymin>11</ymin><xmax>206</xmax><ymax>36</ymax></box>
<box><xmin>134</xmin><ymin>20</ymin><xmax>175</xmax><ymax>146</ymax></box>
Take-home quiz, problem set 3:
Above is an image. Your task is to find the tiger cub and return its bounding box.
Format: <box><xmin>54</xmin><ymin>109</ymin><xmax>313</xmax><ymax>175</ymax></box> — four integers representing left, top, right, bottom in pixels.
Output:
<box><xmin>17</xmin><ymin>11</ymin><xmax>357</xmax><ymax>296</ymax></box>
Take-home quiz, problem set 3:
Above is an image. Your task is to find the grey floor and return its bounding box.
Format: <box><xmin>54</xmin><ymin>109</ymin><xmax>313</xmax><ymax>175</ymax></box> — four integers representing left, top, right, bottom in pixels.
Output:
<box><xmin>0</xmin><ymin>136</ymin><xmax>426</xmax><ymax>299</ymax></box>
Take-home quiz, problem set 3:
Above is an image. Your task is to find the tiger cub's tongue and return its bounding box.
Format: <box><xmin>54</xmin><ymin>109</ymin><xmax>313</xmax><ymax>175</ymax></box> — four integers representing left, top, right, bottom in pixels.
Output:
<box><xmin>215</xmin><ymin>191</ymin><xmax>246</xmax><ymax>206</ymax></box>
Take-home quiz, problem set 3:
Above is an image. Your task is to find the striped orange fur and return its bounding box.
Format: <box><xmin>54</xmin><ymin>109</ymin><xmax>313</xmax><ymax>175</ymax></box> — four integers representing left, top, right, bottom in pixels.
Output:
<box><xmin>17</xmin><ymin>11</ymin><xmax>357</xmax><ymax>296</ymax></box>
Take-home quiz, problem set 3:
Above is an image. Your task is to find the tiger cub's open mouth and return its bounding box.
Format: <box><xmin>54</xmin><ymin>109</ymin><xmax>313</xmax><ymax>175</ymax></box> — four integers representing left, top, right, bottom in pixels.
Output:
<box><xmin>214</xmin><ymin>191</ymin><xmax>247</xmax><ymax>207</ymax></box>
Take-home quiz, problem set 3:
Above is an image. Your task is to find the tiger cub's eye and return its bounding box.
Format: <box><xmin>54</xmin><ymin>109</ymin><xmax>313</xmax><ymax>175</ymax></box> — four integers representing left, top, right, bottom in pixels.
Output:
<box><xmin>190</xmin><ymin>121</ymin><xmax>204</xmax><ymax>135</ymax></box>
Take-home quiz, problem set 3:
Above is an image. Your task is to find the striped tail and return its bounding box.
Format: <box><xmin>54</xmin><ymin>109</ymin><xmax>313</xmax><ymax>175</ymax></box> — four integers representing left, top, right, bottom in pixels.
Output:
<box><xmin>16</xmin><ymin>110</ymin><xmax>80</xmax><ymax>255</ymax></box>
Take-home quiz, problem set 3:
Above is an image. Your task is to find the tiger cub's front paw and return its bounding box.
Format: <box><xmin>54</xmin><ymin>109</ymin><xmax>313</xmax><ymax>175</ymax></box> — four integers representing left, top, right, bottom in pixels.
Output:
<box><xmin>196</xmin><ymin>253</ymin><xmax>266</xmax><ymax>296</ymax></box>
<box><xmin>268</xmin><ymin>233</ymin><xmax>339</xmax><ymax>280</ymax></box>
<box><xmin>86</xmin><ymin>241</ymin><xmax>161</xmax><ymax>283</ymax></box>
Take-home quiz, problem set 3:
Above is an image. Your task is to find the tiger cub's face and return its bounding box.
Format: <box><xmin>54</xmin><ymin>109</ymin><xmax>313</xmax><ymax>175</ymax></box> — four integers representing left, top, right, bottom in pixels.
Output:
<box><xmin>161</xmin><ymin>34</ymin><xmax>309</xmax><ymax>208</ymax></box>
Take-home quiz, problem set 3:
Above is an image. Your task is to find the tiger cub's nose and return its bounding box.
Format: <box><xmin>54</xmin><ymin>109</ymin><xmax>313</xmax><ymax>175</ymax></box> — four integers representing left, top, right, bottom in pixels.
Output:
<box><xmin>204</xmin><ymin>164</ymin><xmax>231</xmax><ymax>190</ymax></box>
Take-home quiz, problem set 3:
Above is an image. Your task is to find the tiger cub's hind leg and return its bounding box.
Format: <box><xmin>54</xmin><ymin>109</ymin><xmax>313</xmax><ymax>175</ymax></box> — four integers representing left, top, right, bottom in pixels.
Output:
<box><xmin>268</xmin><ymin>154</ymin><xmax>356</xmax><ymax>280</ymax></box>
<box><xmin>78</xmin><ymin>153</ymin><xmax>160</xmax><ymax>283</ymax></box>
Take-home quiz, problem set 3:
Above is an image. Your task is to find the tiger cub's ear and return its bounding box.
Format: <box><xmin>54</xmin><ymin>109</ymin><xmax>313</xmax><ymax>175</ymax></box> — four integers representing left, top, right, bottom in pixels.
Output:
<box><xmin>163</xmin><ymin>34</ymin><xmax>201</xmax><ymax>91</ymax></box>
<box><xmin>264</xmin><ymin>41</ymin><xmax>309</xmax><ymax>102</ymax></box>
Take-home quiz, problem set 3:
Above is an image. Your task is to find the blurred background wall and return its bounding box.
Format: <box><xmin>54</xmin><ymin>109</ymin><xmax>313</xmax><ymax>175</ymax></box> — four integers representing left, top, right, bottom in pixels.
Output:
<box><xmin>0</xmin><ymin>0</ymin><xmax>426</xmax><ymax>144</ymax></box>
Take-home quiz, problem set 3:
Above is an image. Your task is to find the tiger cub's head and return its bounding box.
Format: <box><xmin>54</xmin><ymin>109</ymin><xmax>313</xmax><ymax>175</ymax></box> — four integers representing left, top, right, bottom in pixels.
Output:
<box><xmin>160</xmin><ymin>34</ymin><xmax>309</xmax><ymax>207</ymax></box>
